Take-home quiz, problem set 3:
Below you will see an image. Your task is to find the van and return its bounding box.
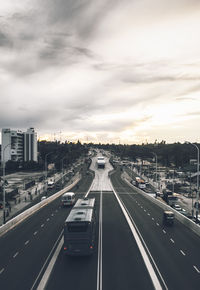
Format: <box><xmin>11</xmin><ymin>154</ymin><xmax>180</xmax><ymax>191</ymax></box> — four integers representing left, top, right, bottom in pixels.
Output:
<box><xmin>61</xmin><ymin>192</ymin><xmax>75</xmax><ymax>207</ymax></box>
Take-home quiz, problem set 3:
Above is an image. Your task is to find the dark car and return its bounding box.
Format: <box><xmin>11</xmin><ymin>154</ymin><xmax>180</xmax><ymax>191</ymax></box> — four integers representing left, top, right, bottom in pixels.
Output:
<box><xmin>163</xmin><ymin>210</ymin><xmax>174</xmax><ymax>226</ymax></box>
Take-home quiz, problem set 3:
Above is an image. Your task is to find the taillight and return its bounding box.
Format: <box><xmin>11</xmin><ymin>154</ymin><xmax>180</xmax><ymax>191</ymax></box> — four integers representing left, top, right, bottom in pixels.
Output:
<box><xmin>64</xmin><ymin>247</ymin><xmax>67</xmax><ymax>251</ymax></box>
<box><xmin>90</xmin><ymin>246</ymin><xmax>93</xmax><ymax>249</ymax></box>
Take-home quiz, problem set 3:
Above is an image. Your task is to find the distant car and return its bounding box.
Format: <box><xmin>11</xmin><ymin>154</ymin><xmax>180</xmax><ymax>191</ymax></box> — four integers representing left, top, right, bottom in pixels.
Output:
<box><xmin>41</xmin><ymin>196</ymin><xmax>47</xmax><ymax>201</ymax></box>
<box><xmin>131</xmin><ymin>180</ymin><xmax>136</xmax><ymax>186</ymax></box>
<box><xmin>163</xmin><ymin>210</ymin><xmax>174</xmax><ymax>226</ymax></box>
<box><xmin>172</xmin><ymin>204</ymin><xmax>182</xmax><ymax>211</ymax></box>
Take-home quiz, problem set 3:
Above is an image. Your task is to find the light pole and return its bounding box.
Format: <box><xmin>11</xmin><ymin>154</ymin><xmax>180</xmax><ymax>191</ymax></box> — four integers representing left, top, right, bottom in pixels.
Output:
<box><xmin>186</xmin><ymin>142</ymin><xmax>199</xmax><ymax>220</ymax></box>
<box><xmin>44</xmin><ymin>152</ymin><xmax>53</xmax><ymax>192</ymax></box>
<box><xmin>152</xmin><ymin>152</ymin><xmax>158</xmax><ymax>190</ymax></box>
<box><xmin>2</xmin><ymin>143</ymin><xmax>11</xmax><ymax>224</ymax></box>
<box><xmin>61</xmin><ymin>157</ymin><xmax>67</xmax><ymax>187</ymax></box>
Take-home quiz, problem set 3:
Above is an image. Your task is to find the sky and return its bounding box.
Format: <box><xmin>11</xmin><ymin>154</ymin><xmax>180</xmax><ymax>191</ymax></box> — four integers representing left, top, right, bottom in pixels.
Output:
<box><xmin>0</xmin><ymin>0</ymin><xmax>200</xmax><ymax>145</ymax></box>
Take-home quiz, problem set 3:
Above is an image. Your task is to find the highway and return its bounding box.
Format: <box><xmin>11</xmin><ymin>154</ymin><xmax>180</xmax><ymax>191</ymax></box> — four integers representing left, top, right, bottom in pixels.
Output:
<box><xmin>0</xmin><ymin>157</ymin><xmax>200</xmax><ymax>289</ymax></box>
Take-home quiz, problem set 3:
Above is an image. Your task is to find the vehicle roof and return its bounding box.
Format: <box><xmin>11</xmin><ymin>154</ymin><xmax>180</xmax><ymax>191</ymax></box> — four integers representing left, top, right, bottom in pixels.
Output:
<box><xmin>65</xmin><ymin>208</ymin><xmax>93</xmax><ymax>223</ymax></box>
<box><xmin>73</xmin><ymin>198</ymin><xmax>95</xmax><ymax>209</ymax></box>
<box><xmin>62</xmin><ymin>192</ymin><xmax>75</xmax><ymax>197</ymax></box>
<box><xmin>164</xmin><ymin>210</ymin><xmax>174</xmax><ymax>215</ymax></box>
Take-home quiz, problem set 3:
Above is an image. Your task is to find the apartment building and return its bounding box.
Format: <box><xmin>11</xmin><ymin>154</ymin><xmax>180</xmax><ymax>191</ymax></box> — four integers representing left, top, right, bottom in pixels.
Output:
<box><xmin>1</xmin><ymin>128</ymin><xmax>38</xmax><ymax>163</ymax></box>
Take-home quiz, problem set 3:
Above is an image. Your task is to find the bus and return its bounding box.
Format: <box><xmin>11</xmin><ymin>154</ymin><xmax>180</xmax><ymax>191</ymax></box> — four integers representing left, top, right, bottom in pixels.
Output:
<box><xmin>63</xmin><ymin>198</ymin><xmax>95</xmax><ymax>256</ymax></box>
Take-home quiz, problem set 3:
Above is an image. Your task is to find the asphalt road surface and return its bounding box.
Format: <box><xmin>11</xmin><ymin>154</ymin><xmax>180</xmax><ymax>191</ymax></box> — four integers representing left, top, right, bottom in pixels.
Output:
<box><xmin>1</xmin><ymin>158</ymin><xmax>200</xmax><ymax>290</ymax></box>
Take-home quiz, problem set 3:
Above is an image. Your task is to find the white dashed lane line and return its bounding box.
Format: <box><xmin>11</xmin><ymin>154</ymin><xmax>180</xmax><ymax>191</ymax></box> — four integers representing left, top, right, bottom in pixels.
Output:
<box><xmin>0</xmin><ymin>268</ymin><xmax>4</xmax><ymax>274</ymax></box>
<box><xmin>51</xmin><ymin>214</ymin><xmax>54</xmax><ymax>217</ymax></box>
<box><xmin>34</xmin><ymin>231</ymin><xmax>38</xmax><ymax>236</ymax></box>
<box><xmin>170</xmin><ymin>238</ymin><xmax>175</xmax><ymax>244</ymax></box>
<box><xmin>147</xmin><ymin>213</ymin><xmax>150</xmax><ymax>216</ymax></box>
<box><xmin>162</xmin><ymin>230</ymin><xmax>166</xmax><ymax>234</ymax></box>
<box><xmin>156</xmin><ymin>223</ymin><xmax>160</xmax><ymax>226</ymax></box>
<box><xmin>152</xmin><ymin>218</ymin><xmax>154</xmax><ymax>221</ymax></box>
<box><xmin>180</xmin><ymin>250</ymin><xmax>186</xmax><ymax>256</ymax></box>
<box><xmin>47</xmin><ymin>218</ymin><xmax>50</xmax><ymax>221</ymax></box>
<box><xmin>13</xmin><ymin>252</ymin><xmax>19</xmax><ymax>258</ymax></box>
<box><xmin>41</xmin><ymin>224</ymin><xmax>44</xmax><ymax>228</ymax></box>
<box><xmin>25</xmin><ymin>240</ymin><xmax>29</xmax><ymax>245</ymax></box>
<box><xmin>193</xmin><ymin>266</ymin><xmax>200</xmax><ymax>274</ymax></box>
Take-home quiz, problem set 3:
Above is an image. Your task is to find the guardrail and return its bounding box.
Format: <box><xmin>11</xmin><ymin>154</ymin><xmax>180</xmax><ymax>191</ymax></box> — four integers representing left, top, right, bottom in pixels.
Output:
<box><xmin>122</xmin><ymin>176</ymin><xmax>200</xmax><ymax>237</ymax></box>
<box><xmin>0</xmin><ymin>177</ymin><xmax>80</xmax><ymax>237</ymax></box>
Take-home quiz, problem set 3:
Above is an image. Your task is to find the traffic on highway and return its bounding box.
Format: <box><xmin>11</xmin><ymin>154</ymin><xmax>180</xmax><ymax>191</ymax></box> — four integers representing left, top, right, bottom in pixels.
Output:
<box><xmin>0</xmin><ymin>154</ymin><xmax>200</xmax><ymax>290</ymax></box>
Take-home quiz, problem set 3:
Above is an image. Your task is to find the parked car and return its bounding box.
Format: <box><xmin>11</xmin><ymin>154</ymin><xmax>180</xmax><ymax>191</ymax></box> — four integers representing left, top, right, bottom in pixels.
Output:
<box><xmin>172</xmin><ymin>204</ymin><xmax>182</xmax><ymax>211</ymax></box>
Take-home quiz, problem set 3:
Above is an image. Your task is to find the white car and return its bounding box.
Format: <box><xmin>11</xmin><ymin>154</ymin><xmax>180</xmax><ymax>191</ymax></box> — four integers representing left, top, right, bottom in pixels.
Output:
<box><xmin>173</xmin><ymin>204</ymin><xmax>182</xmax><ymax>211</ymax></box>
<box><xmin>41</xmin><ymin>196</ymin><xmax>47</xmax><ymax>201</ymax></box>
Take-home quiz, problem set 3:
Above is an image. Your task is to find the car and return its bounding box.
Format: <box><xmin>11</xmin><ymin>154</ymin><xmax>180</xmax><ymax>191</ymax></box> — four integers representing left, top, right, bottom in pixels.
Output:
<box><xmin>41</xmin><ymin>196</ymin><xmax>47</xmax><ymax>201</ymax></box>
<box><xmin>172</xmin><ymin>204</ymin><xmax>182</xmax><ymax>211</ymax></box>
<box><xmin>163</xmin><ymin>210</ymin><xmax>174</xmax><ymax>226</ymax></box>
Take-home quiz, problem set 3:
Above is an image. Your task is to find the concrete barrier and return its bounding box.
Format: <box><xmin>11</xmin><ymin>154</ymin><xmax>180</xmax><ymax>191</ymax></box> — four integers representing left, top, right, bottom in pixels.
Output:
<box><xmin>122</xmin><ymin>176</ymin><xmax>200</xmax><ymax>237</ymax></box>
<box><xmin>0</xmin><ymin>177</ymin><xmax>80</xmax><ymax>237</ymax></box>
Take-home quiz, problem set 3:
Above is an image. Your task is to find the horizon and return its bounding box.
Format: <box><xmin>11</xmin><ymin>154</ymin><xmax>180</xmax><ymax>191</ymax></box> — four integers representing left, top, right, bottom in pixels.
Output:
<box><xmin>0</xmin><ymin>0</ymin><xmax>200</xmax><ymax>144</ymax></box>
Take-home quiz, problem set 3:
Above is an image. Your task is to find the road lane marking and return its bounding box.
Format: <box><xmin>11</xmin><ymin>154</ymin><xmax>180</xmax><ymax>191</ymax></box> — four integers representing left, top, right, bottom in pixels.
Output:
<box><xmin>41</xmin><ymin>224</ymin><xmax>44</xmax><ymax>228</ymax></box>
<box><xmin>111</xmin><ymin>182</ymin><xmax>166</xmax><ymax>290</ymax></box>
<box><xmin>156</xmin><ymin>223</ymin><xmax>160</xmax><ymax>226</ymax></box>
<box><xmin>170</xmin><ymin>238</ymin><xmax>175</xmax><ymax>244</ymax></box>
<box><xmin>193</xmin><ymin>266</ymin><xmax>200</xmax><ymax>273</ymax></box>
<box><xmin>47</xmin><ymin>218</ymin><xmax>50</xmax><ymax>221</ymax></box>
<box><xmin>51</xmin><ymin>214</ymin><xmax>54</xmax><ymax>216</ymax></box>
<box><xmin>152</xmin><ymin>218</ymin><xmax>154</xmax><ymax>221</ymax></box>
<box><xmin>97</xmin><ymin>189</ymin><xmax>103</xmax><ymax>290</ymax></box>
<box><xmin>180</xmin><ymin>250</ymin><xmax>186</xmax><ymax>256</ymax></box>
<box><xmin>32</xmin><ymin>231</ymin><xmax>64</xmax><ymax>290</ymax></box>
<box><xmin>144</xmin><ymin>209</ymin><xmax>146</xmax><ymax>212</ymax></box>
<box><xmin>34</xmin><ymin>231</ymin><xmax>38</xmax><ymax>236</ymax></box>
<box><xmin>0</xmin><ymin>268</ymin><xmax>4</xmax><ymax>274</ymax></box>
<box><xmin>13</xmin><ymin>252</ymin><xmax>19</xmax><ymax>258</ymax></box>
<box><xmin>25</xmin><ymin>240</ymin><xmax>29</xmax><ymax>245</ymax></box>
<box><xmin>148</xmin><ymin>213</ymin><xmax>150</xmax><ymax>216</ymax></box>
<box><xmin>163</xmin><ymin>230</ymin><xmax>166</xmax><ymax>234</ymax></box>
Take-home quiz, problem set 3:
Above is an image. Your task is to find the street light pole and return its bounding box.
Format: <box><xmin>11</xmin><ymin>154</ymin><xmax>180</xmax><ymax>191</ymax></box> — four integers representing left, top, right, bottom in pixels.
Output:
<box><xmin>186</xmin><ymin>142</ymin><xmax>199</xmax><ymax>220</ymax></box>
<box><xmin>44</xmin><ymin>152</ymin><xmax>52</xmax><ymax>192</ymax></box>
<box><xmin>152</xmin><ymin>152</ymin><xmax>158</xmax><ymax>190</ymax></box>
<box><xmin>2</xmin><ymin>143</ymin><xmax>11</xmax><ymax>224</ymax></box>
<box><xmin>61</xmin><ymin>157</ymin><xmax>67</xmax><ymax>187</ymax></box>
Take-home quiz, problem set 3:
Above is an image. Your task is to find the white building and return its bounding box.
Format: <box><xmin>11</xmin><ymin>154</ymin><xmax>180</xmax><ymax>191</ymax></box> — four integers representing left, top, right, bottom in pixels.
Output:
<box><xmin>1</xmin><ymin>128</ymin><xmax>38</xmax><ymax>163</ymax></box>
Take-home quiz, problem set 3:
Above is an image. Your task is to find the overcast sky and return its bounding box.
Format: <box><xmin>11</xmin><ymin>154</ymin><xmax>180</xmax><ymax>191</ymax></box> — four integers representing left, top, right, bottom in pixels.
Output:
<box><xmin>0</xmin><ymin>0</ymin><xmax>200</xmax><ymax>144</ymax></box>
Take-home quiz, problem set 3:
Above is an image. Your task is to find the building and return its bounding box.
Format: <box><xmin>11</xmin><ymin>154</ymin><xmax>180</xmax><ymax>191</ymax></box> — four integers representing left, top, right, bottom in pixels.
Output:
<box><xmin>24</xmin><ymin>128</ymin><xmax>38</xmax><ymax>162</ymax></box>
<box><xmin>1</xmin><ymin>128</ymin><xmax>38</xmax><ymax>163</ymax></box>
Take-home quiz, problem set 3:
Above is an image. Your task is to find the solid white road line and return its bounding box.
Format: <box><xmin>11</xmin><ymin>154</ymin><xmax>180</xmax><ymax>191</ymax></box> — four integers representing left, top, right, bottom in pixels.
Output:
<box><xmin>30</xmin><ymin>230</ymin><xmax>63</xmax><ymax>290</ymax></box>
<box><xmin>97</xmin><ymin>189</ymin><xmax>103</xmax><ymax>290</ymax></box>
<box><xmin>110</xmin><ymin>182</ymin><xmax>167</xmax><ymax>290</ymax></box>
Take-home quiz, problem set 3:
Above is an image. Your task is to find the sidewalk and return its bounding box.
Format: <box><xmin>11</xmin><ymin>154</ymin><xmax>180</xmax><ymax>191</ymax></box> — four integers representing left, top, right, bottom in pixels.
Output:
<box><xmin>0</xmin><ymin>170</ymin><xmax>78</xmax><ymax>226</ymax></box>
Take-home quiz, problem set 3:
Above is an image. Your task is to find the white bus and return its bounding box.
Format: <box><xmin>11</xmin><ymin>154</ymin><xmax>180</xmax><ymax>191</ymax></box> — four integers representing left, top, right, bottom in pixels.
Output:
<box><xmin>63</xmin><ymin>198</ymin><xmax>95</xmax><ymax>255</ymax></box>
